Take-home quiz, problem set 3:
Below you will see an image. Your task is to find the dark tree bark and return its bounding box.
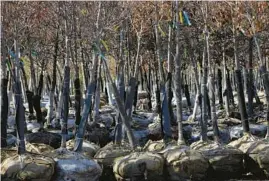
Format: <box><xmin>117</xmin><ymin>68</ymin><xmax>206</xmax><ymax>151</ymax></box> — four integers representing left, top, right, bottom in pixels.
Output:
<box><xmin>208</xmin><ymin>75</ymin><xmax>220</xmax><ymax>142</ymax></box>
<box><xmin>1</xmin><ymin>78</ymin><xmax>8</xmax><ymax>147</ymax></box>
<box><xmin>217</xmin><ymin>69</ymin><xmax>223</xmax><ymax>107</ymax></box>
<box><xmin>235</xmin><ymin>70</ymin><xmax>250</xmax><ymax>132</ymax></box>
<box><xmin>260</xmin><ymin>65</ymin><xmax>269</xmax><ymax>138</ymax></box>
<box><xmin>29</xmin><ymin>48</ymin><xmax>36</xmax><ymax>92</ymax></box>
<box><xmin>47</xmin><ymin>32</ymin><xmax>58</xmax><ymax>127</ymax></box>
<box><xmin>206</xmin><ymin>91</ymin><xmax>211</xmax><ymax>119</ymax></box>
<box><xmin>74</xmin><ymin>78</ymin><xmax>81</xmax><ymax>126</ymax></box>
<box><xmin>133</xmin><ymin>81</ymin><xmax>139</xmax><ymax>113</ymax></box>
<box><xmin>21</xmin><ymin>66</ymin><xmax>34</xmax><ymax>118</ymax></box>
<box><xmin>61</xmin><ymin>64</ymin><xmax>70</xmax><ymax>148</ymax></box>
<box><xmin>184</xmin><ymin>83</ymin><xmax>192</xmax><ymax>112</ymax></box>
<box><xmin>140</xmin><ymin>66</ymin><xmax>144</xmax><ymax>91</ymax></box>
<box><xmin>226</xmin><ymin>68</ymin><xmax>235</xmax><ymax>106</ymax></box>
<box><xmin>102</xmin><ymin>55</ymin><xmax>137</xmax><ymax>149</ymax></box>
<box><xmin>154</xmin><ymin>2</ymin><xmax>172</xmax><ymax>141</ymax></box>
<box><xmin>14</xmin><ymin>40</ymin><xmax>26</xmax><ymax>154</ymax></box>
<box><xmin>143</xmin><ymin>66</ymin><xmax>152</xmax><ymax>111</ymax></box>
<box><xmin>201</xmin><ymin>65</ymin><xmax>208</xmax><ymax>141</ymax></box>
<box><xmin>148</xmin><ymin>67</ymin><xmax>152</xmax><ymax>110</ymax></box>
<box><xmin>233</xmin><ymin>27</ymin><xmax>250</xmax><ymax>133</ymax></box>
<box><xmin>166</xmin><ymin>72</ymin><xmax>174</xmax><ymax>123</ymax></box>
<box><xmin>174</xmin><ymin>1</ymin><xmax>184</xmax><ymax>144</ymax></box>
<box><xmin>114</xmin><ymin>29</ymin><xmax>125</xmax><ymax>144</ymax></box>
<box><xmin>82</xmin><ymin>52</ymin><xmax>88</xmax><ymax>94</ymax></box>
<box><xmin>33</xmin><ymin>73</ymin><xmax>43</xmax><ymax>125</ymax></box>
<box><xmin>247</xmin><ymin>37</ymin><xmax>254</xmax><ymax>118</ymax></box>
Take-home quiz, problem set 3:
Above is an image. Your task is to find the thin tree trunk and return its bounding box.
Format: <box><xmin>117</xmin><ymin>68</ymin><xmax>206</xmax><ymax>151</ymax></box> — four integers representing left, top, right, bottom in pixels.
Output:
<box><xmin>74</xmin><ymin>1</ymin><xmax>101</xmax><ymax>151</ymax></box>
<box><xmin>115</xmin><ymin>29</ymin><xmax>125</xmax><ymax>144</ymax></box>
<box><xmin>14</xmin><ymin>39</ymin><xmax>26</xmax><ymax>154</ymax></box>
<box><xmin>205</xmin><ymin>28</ymin><xmax>220</xmax><ymax>142</ymax></box>
<box><xmin>93</xmin><ymin>57</ymin><xmax>102</xmax><ymax>122</ymax></box>
<box><xmin>74</xmin><ymin>75</ymin><xmax>81</xmax><ymax>126</ymax></box>
<box><xmin>47</xmin><ymin>31</ymin><xmax>58</xmax><ymax>127</ymax></box>
<box><xmin>29</xmin><ymin>47</ymin><xmax>36</xmax><ymax>93</ymax></box>
<box><xmin>217</xmin><ymin>69</ymin><xmax>223</xmax><ymax>108</ymax></box>
<box><xmin>143</xmin><ymin>65</ymin><xmax>152</xmax><ymax>111</ymax></box>
<box><xmin>166</xmin><ymin>3</ymin><xmax>176</xmax><ymax>124</ymax></box>
<box><xmin>243</xmin><ymin>66</ymin><xmax>248</xmax><ymax>94</ymax></box>
<box><xmin>61</xmin><ymin>65</ymin><xmax>70</xmax><ymax>148</ymax></box>
<box><xmin>223</xmin><ymin>52</ymin><xmax>230</xmax><ymax>117</ymax></box>
<box><xmin>74</xmin><ymin>56</ymin><xmax>97</xmax><ymax>151</ymax></box>
<box><xmin>247</xmin><ymin>37</ymin><xmax>254</xmax><ymax>118</ymax></box>
<box><xmin>201</xmin><ymin>44</ymin><xmax>208</xmax><ymax>141</ymax></box>
<box><xmin>21</xmin><ymin>65</ymin><xmax>34</xmax><ymax>119</ymax></box>
<box><xmin>90</xmin><ymin>53</ymin><xmax>100</xmax><ymax>122</ymax></box>
<box><xmin>1</xmin><ymin>47</ymin><xmax>8</xmax><ymax>147</ymax></box>
<box><xmin>72</xmin><ymin>10</ymin><xmax>82</xmax><ymax>129</ymax></box>
<box><xmin>208</xmin><ymin>74</ymin><xmax>220</xmax><ymax>142</ymax></box>
<box><xmin>174</xmin><ymin>1</ymin><xmax>184</xmax><ymax>144</ymax></box>
<box><xmin>184</xmin><ymin>81</ymin><xmax>192</xmax><ymax>112</ymax></box>
<box><xmin>82</xmin><ymin>52</ymin><xmax>88</xmax><ymax>97</ymax></box>
<box><xmin>166</xmin><ymin>72</ymin><xmax>174</xmax><ymax>123</ymax></box>
<box><xmin>155</xmin><ymin>2</ymin><xmax>172</xmax><ymax>140</ymax></box>
<box><xmin>226</xmin><ymin>68</ymin><xmax>235</xmax><ymax>106</ymax></box>
<box><xmin>60</xmin><ymin>14</ymin><xmax>71</xmax><ymax>148</ymax></box>
<box><xmin>103</xmin><ymin>55</ymin><xmax>137</xmax><ymax>149</ymax></box>
<box><xmin>251</xmin><ymin>37</ymin><xmax>269</xmax><ymax>138</ymax></box>
<box><xmin>122</xmin><ymin>23</ymin><xmax>143</xmax><ymax>142</ymax></box>
<box><xmin>187</xmin><ymin>38</ymin><xmax>201</xmax><ymax>122</ymax></box>
<box><xmin>233</xmin><ymin>22</ymin><xmax>249</xmax><ymax>133</ymax></box>
<box><xmin>33</xmin><ymin>72</ymin><xmax>43</xmax><ymax>125</ymax></box>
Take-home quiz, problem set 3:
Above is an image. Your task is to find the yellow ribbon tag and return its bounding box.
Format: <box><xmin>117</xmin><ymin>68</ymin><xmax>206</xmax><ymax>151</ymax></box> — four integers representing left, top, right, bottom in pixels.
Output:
<box><xmin>179</xmin><ymin>11</ymin><xmax>184</xmax><ymax>24</ymax></box>
<box><xmin>101</xmin><ymin>39</ymin><xmax>109</xmax><ymax>52</ymax></box>
<box><xmin>158</xmin><ymin>24</ymin><xmax>166</xmax><ymax>37</ymax></box>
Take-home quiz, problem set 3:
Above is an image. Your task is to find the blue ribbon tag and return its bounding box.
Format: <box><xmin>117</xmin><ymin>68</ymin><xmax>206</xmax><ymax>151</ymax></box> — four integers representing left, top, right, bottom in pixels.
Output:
<box><xmin>183</xmin><ymin>11</ymin><xmax>191</xmax><ymax>26</ymax></box>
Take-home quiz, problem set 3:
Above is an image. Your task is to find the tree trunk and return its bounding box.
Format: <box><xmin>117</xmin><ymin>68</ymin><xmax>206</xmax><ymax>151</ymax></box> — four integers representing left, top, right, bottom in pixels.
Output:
<box><xmin>243</xmin><ymin>67</ymin><xmax>248</xmax><ymax>94</ymax></box>
<box><xmin>184</xmin><ymin>83</ymin><xmax>192</xmax><ymax>112</ymax></box>
<box><xmin>166</xmin><ymin>72</ymin><xmax>174</xmax><ymax>123</ymax></box>
<box><xmin>122</xmin><ymin>25</ymin><xmax>143</xmax><ymax>142</ymax></box>
<box><xmin>29</xmin><ymin>48</ymin><xmax>36</xmax><ymax>93</ymax></box>
<box><xmin>233</xmin><ymin>26</ymin><xmax>250</xmax><ymax>133</ymax></box>
<box><xmin>155</xmin><ymin>2</ymin><xmax>171</xmax><ymax>140</ymax></box>
<box><xmin>148</xmin><ymin>66</ymin><xmax>152</xmax><ymax>110</ymax></box>
<box><xmin>115</xmin><ymin>30</ymin><xmax>125</xmax><ymax>144</ymax></box>
<box><xmin>133</xmin><ymin>82</ymin><xmax>139</xmax><ymax>113</ymax></box>
<box><xmin>93</xmin><ymin>70</ymin><xmax>101</xmax><ymax>123</ymax></box>
<box><xmin>14</xmin><ymin>39</ymin><xmax>26</xmax><ymax>154</ymax></box>
<box><xmin>174</xmin><ymin>1</ymin><xmax>184</xmax><ymax>144</ymax></box>
<box><xmin>206</xmin><ymin>29</ymin><xmax>220</xmax><ymax>142</ymax></box>
<box><xmin>1</xmin><ymin>47</ymin><xmax>8</xmax><ymax>147</ymax></box>
<box><xmin>223</xmin><ymin>57</ymin><xmax>230</xmax><ymax>117</ymax></box>
<box><xmin>208</xmin><ymin>74</ymin><xmax>220</xmax><ymax>142</ymax></box>
<box><xmin>185</xmin><ymin>33</ymin><xmax>201</xmax><ymax>122</ymax></box>
<box><xmin>74</xmin><ymin>69</ymin><xmax>81</xmax><ymax>127</ymax></box>
<box><xmin>226</xmin><ymin>68</ymin><xmax>235</xmax><ymax>106</ymax></box>
<box><xmin>60</xmin><ymin>65</ymin><xmax>70</xmax><ymax>148</ymax></box>
<box><xmin>201</xmin><ymin>39</ymin><xmax>208</xmax><ymax>141</ymax></box>
<box><xmin>102</xmin><ymin>55</ymin><xmax>137</xmax><ymax>149</ymax></box>
<box><xmin>143</xmin><ymin>65</ymin><xmax>152</xmax><ymax>111</ymax></box>
<box><xmin>201</xmin><ymin>69</ymin><xmax>208</xmax><ymax>141</ymax></box>
<box><xmin>33</xmin><ymin>73</ymin><xmax>43</xmax><ymax>125</ymax></box>
<box><xmin>21</xmin><ymin>65</ymin><xmax>34</xmax><ymax>119</ymax></box>
<box><xmin>82</xmin><ymin>52</ymin><xmax>88</xmax><ymax>97</ymax></box>
<box><xmin>1</xmin><ymin>78</ymin><xmax>8</xmax><ymax>147</ymax></box>
<box><xmin>247</xmin><ymin>37</ymin><xmax>254</xmax><ymax>118</ymax></box>
<box><xmin>217</xmin><ymin>69</ymin><xmax>223</xmax><ymax>108</ymax></box>
<box><xmin>47</xmin><ymin>31</ymin><xmax>58</xmax><ymax>127</ymax></box>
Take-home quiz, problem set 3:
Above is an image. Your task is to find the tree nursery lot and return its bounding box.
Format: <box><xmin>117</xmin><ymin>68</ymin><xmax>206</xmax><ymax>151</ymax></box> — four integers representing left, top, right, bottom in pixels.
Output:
<box><xmin>1</xmin><ymin>1</ymin><xmax>269</xmax><ymax>181</ymax></box>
